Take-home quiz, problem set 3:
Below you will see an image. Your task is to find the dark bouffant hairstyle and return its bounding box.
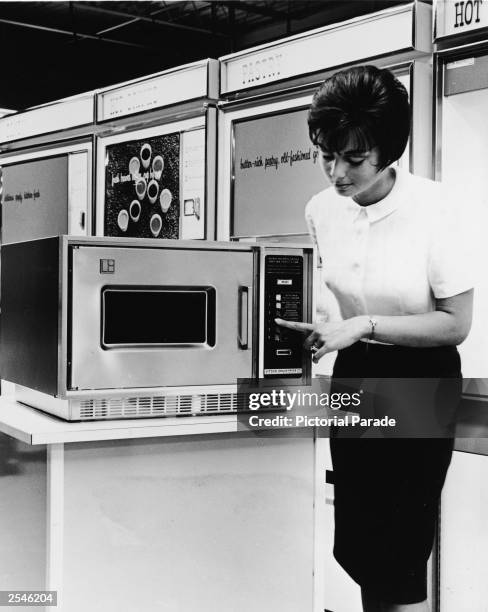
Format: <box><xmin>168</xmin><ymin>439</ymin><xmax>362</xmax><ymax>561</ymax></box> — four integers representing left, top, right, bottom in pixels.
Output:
<box><xmin>308</xmin><ymin>65</ymin><xmax>410</xmax><ymax>170</ymax></box>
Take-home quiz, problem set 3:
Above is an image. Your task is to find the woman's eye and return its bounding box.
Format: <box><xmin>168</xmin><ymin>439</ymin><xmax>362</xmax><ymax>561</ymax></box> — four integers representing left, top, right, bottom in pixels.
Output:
<box><xmin>347</xmin><ymin>158</ymin><xmax>365</xmax><ymax>166</ymax></box>
<box><xmin>321</xmin><ymin>155</ymin><xmax>334</xmax><ymax>163</ymax></box>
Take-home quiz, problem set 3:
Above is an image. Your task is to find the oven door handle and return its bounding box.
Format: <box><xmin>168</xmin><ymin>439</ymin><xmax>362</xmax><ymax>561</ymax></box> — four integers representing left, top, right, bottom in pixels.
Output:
<box><xmin>238</xmin><ymin>286</ymin><xmax>249</xmax><ymax>350</ymax></box>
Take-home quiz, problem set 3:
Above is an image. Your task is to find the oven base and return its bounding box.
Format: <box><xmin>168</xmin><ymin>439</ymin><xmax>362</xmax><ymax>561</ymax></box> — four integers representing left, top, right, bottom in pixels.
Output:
<box><xmin>14</xmin><ymin>385</ymin><xmax>249</xmax><ymax>421</ymax></box>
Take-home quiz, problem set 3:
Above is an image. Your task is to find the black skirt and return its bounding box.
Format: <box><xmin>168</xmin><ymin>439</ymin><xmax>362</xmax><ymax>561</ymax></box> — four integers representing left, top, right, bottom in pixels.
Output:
<box><xmin>330</xmin><ymin>342</ymin><xmax>461</xmax><ymax>604</ymax></box>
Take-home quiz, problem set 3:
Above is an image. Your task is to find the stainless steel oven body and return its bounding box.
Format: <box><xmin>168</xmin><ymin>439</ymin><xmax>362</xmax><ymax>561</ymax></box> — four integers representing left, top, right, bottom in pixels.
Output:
<box><xmin>1</xmin><ymin>236</ymin><xmax>313</xmax><ymax>420</ymax></box>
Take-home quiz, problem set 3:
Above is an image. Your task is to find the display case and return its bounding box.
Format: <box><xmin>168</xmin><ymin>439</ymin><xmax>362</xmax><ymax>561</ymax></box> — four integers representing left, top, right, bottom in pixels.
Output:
<box><xmin>0</xmin><ymin>60</ymin><xmax>219</xmax><ymax>244</ymax></box>
<box><xmin>0</xmin><ymin>93</ymin><xmax>96</xmax><ymax>242</ymax></box>
<box><xmin>95</xmin><ymin>59</ymin><xmax>219</xmax><ymax>241</ymax></box>
<box><xmin>433</xmin><ymin>5</ymin><xmax>488</xmax><ymax>608</ymax></box>
<box><xmin>434</xmin><ymin>0</ymin><xmax>488</xmax><ymax>399</ymax></box>
<box><xmin>217</xmin><ymin>1</ymin><xmax>433</xmax><ymax>242</ymax></box>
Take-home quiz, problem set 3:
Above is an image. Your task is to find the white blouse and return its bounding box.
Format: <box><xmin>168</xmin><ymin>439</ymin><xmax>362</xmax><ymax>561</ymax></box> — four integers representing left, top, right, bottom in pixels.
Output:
<box><xmin>305</xmin><ymin>168</ymin><xmax>474</xmax><ymax>322</ymax></box>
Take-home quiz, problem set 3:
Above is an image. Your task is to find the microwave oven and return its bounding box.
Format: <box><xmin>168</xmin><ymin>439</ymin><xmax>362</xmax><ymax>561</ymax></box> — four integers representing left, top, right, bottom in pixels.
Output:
<box><xmin>1</xmin><ymin>236</ymin><xmax>313</xmax><ymax>421</ymax></box>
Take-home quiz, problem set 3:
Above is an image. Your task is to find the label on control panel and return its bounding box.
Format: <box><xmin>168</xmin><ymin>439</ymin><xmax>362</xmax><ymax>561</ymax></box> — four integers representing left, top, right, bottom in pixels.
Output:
<box><xmin>264</xmin><ymin>368</ymin><xmax>303</xmax><ymax>375</ymax></box>
<box><xmin>264</xmin><ymin>254</ymin><xmax>304</xmax><ymax>379</ymax></box>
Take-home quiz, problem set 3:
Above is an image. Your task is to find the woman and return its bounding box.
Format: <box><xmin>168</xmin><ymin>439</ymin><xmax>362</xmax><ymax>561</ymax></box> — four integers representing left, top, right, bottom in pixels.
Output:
<box><xmin>276</xmin><ymin>65</ymin><xmax>473</xmax><ymax>612</ymax></box>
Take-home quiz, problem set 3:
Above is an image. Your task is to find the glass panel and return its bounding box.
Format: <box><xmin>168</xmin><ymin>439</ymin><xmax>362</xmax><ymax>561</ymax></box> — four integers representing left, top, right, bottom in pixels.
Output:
<box><xmin>232</xmin><ymin>108</ymin><xmax>319</xmax><ymax>237</ymax></box>
<box><xmin>1</xmin><ymin>155</ymin><xmax>69</xmax><ymax>244</ymax></box>
<box><xmin>102</xmin><ymin>287</ymin><xmax>216</xmax><ymax>347</ymax></box>
<box><xmin>442</xmin><ymin>86</ymin><xmax>488</xmax><ymax>388</ymax></box>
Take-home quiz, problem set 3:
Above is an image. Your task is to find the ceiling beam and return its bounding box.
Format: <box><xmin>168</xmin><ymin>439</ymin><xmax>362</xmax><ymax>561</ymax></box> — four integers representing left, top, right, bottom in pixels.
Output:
<box><xmin>76</xmin><ymin>3</ymin><xmax>230</xmax><ymax>38</ymax></box>
<box><xmin>96</xmin><ymin>16</ymin><xmax>140</xmax><ymax>36</ymax></box>
<box><xmin>95</xmin><ymin>2</ymin><xmax>196</xmax><ymax>37</ymax></box>
<box><xmin>0</xmin><ymin>17</ymin><xmax>154</xmax><ymax>50</ymax></box>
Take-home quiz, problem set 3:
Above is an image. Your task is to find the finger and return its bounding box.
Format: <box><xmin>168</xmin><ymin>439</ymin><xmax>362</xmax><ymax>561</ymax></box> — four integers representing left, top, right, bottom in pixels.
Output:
<box><xmin>313</xmin><ymin>345</ymin><xmax>330</xmax><ymax>362</ymax></box>
<box><xmin>304</xmin><ymin>331</ymin><xmax>319</xmax><ymax>349</ymax></box>
<box><xmin>274</xmin><ymin>318</ymin><xmax>314</xmax><ymax>333</ymax></box>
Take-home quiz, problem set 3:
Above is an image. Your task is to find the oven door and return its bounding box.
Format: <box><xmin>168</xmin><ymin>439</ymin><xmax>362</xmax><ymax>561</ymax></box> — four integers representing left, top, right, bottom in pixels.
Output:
<box><xmin>69</xmin><ymin>245</ymin><xmax>254</xmax><ymax>390</ymax></box>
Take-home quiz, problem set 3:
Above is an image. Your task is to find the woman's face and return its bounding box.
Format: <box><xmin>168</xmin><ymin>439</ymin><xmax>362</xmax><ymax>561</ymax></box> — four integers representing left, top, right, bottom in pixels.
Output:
<box><xmin>318</xmin><ymin>142</ymin><xmax>389</xmax><ymax>203</ymax></box>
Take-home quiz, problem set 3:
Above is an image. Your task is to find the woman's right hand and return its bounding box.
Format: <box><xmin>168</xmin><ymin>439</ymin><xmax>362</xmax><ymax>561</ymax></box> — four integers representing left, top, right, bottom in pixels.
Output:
<box><xmin>275</xmin><ymin>316</ymin><xmax>369</xmax><ymax>362</ymax></box>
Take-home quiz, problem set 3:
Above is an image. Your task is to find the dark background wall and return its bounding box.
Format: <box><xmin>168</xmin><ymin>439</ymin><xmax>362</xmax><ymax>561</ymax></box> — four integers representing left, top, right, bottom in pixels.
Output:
<box><xmin>0</xmin><ymin>1</ymin><xmax>410</xmax><ymax>111</ymax></box>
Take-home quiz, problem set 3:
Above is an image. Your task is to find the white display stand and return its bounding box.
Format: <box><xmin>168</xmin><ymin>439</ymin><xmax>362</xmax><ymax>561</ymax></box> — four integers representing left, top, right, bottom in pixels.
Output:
<box><xmin>0</xmin><ymin>399</ymin><xmax>325</xmax><ymax>612</ymax></box>
<box><xmin>440</xmin><ymin>450</ymin><xmax>488</xmax><ymax>611</ymax></box>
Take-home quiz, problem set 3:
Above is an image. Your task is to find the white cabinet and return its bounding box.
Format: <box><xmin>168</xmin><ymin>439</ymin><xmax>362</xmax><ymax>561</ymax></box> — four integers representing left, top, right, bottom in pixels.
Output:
<box><xmin>0</xmin><ymin>402</ymin><xmax>318</xmax><ymax>612</ymax></box>
<box><xmin>440</xmin><ymin>451</ymin><xmax>488</xmax><ymax>611</ymax></box>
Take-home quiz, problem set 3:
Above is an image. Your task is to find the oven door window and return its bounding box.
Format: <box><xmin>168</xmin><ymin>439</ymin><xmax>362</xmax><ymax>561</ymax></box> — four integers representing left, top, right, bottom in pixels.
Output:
<box><xmin>102</xmin><ymin>286</ymin><xmax>216</xmax><ymax>348</ymax></box>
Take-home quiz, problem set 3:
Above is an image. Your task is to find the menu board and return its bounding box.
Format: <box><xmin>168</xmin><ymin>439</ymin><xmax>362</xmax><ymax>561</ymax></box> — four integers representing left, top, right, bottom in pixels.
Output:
<box><xmin>232</xmin><ymin>108</ymin><xmax>327</xmax><ymax>237</ymax></box>
<box><xmin>1</xmin><ymin>155</ymin><xmax>68</xmax><ymax>244</ymax></box>
<box><xmin>104</xmin><ymin>133</ymin><xmax>180</xmax><ymax>239</ymax></box>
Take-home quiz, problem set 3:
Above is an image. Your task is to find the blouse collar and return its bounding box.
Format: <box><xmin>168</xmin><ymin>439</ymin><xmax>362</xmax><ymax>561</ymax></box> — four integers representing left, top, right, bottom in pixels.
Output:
<box><xmin>346</xmin><ymin>167</ymin><xmax>403</xmax><ymax>223</ymax></box>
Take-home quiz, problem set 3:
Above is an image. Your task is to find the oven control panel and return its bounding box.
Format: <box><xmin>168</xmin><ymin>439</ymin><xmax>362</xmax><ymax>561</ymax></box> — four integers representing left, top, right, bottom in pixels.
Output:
<box><xmin>263</xmin><ymin>255</ymin><xmax>304</xmax><ymax>377</ymax></box>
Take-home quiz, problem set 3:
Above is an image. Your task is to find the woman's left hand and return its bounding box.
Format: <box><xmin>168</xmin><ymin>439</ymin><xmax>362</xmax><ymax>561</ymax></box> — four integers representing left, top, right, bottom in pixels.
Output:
<box><xmin>275</xmin><ymin>316</ymin><xmax>369</xmax><ymax>362</ymax></box>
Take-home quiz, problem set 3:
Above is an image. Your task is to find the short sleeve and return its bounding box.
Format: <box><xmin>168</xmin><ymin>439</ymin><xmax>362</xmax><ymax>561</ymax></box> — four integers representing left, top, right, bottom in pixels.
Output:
<box><xmin>428</xmin><ymin>191</ymin><xmax>476</xmax><ymax>299</ymax></box>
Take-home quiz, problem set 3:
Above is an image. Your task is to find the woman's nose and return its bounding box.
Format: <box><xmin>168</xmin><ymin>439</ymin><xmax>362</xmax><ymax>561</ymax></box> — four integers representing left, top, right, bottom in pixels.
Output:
<box><xmin>330</xmin><ymin>158</ymin><xmax>347</xmax><ymax>180</ymax></box>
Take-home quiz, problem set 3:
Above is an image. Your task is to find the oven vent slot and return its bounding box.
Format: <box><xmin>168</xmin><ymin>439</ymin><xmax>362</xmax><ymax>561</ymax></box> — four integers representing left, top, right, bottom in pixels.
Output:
<box><xmin>151</xmin><ymin>396</ymin><xmax>166</xmax><ymax>415</ymax></box>
<box><xmin>202</xmin><ymin>393</ymin><xmax>244</xmax><ymax>413</ymax></box>
<box><xmin>203</xmin><ymin>393</ymin><xmax>229</xmax><ymax>412</ymax></box>
<box><xmin>76</xmin><ymin>392</ymin><xmax>248</xmax><ymax>420</ymax></box>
